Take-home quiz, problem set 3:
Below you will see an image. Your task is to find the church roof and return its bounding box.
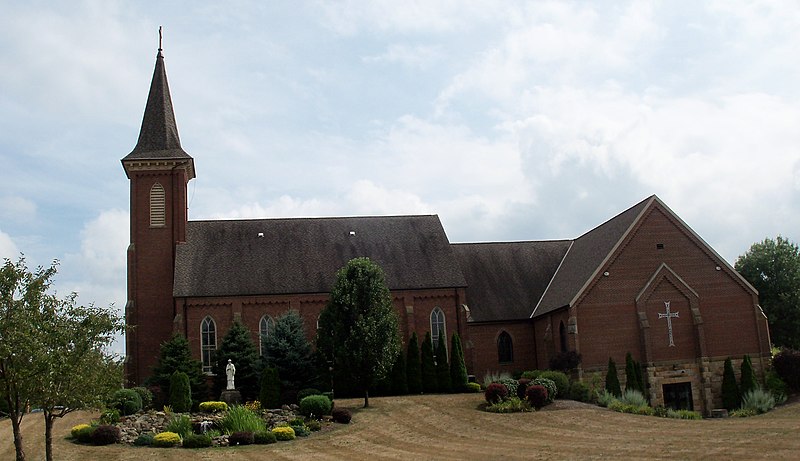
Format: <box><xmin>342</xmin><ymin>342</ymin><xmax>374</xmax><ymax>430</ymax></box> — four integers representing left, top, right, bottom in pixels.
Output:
<box><xmin>122</xmin><ymin>50</ymin><xmax>195</xmax><ymax>177</ymax></box>
<box><xmin>532</xmin><ymin>195</ymin><xmax>654</xmax><ymax>317</ymax></box>
<box><xmin>452</xmin><ymin>240</ymin><xmax>571</xmax><ymax>322</ymax></box>
<box><xmin>173</xmin><ymin>215</ymin><xmax>466</xmax><ymax>297</ymax></box>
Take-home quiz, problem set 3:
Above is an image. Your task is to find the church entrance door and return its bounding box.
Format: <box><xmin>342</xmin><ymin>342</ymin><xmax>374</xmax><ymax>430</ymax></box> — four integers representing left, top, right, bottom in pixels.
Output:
<box><xmin>663</xmin><ymin>382</ymin><xmax>693</xmax><ymax>410</ymax></box>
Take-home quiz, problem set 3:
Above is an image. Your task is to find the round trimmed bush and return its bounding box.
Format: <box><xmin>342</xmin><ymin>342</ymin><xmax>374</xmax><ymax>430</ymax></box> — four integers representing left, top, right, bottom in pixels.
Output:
<box><xmin>299</xmin><ymin>394</ymin><xmax>332</xmax><ymax>417</ymax></box>
<box><xmin>111</xmin><ymin>388</ymin><xmax>142</xmax><ymax>416</ymax></box>
<box><xmin>539</xmin><ymin>371</ymin><xmax>569</xmax><ymax>398</ymax></box>
<box><xmin>182</xmin><ymin>433</ymin><xmax>212</xmax><ymax>448</ymax></box>
<box><xmin>465</xmin><ymin>382</ymin><xmax>482</xmax><ymax>393</ymax></box>
<box><xmin>526</xmin><ymin>385</ymin><xmax>549</xmax><ymax>409</ymax></box>
<box><xmin>131</xmin><ymin>386</ymin><xmax>154</xmax><ymax>410</ymax></box>
<box><xmin>134</xmin><ymin>432</ymin><xmax>155</xmax><ymax>446</ymax></box>
<box><xmin>272</xmin><ymin>426</ymin><xmax>296</xmax><ymax>441</ymax></box>
<box><xmin>291</xmin><ymin>424</ymin><xmax>310</xmax><ymax>437</ymax></box>
<box><xmin>71</xmin><ymin>424</ymin><xmax>94</xmax><ymax>443</ymax></box>
<box><xmin>568</xmin><ymin>381</ymin><xmax>590</xmax><ymax>402</ymax></box>
<box><xmin>532</xmin><ymin>377</ymin><xmax>557</xmax><ymax>403</ymax></box>
<box><xmin>254</xmin><ymin>430</ymin><xmax>277</xmax><ymax>444</ymax></box>
<box><xmin>331</xmin><ymin>407</ymin><xmax>352</xmax><ymax>424</ymax></box>
<box><xmin>198</xmin><ymin>401</ymin><xmax>229</xmax><ymax>413</ymax></box>
<box><xmin>152</xmin><ymin>431</ymin><xmax>181</xmax><ymax>448</ymax></box>
<box><xmin>91</xmin><ymin>424</ymin><xmax>121</xmax><ymax>445</ymax></box>
<box><xmin>498</xmin><ymin>378</ymin><xmax>518</xmax><ymax>397</ymax></box>
<box><xmin>297</xmin><ymin>388</ymin><xmax>322</xmax><ymax>402</ymax></box>
<box><xmin>229</xmin><ymin>431</ymin><xmax>255</xmax><ymax>445</ymax></box>
<box><xmin>484</xmin><ymin>382</ymin><xmax>508</xmax><ymax>404</ymax></box>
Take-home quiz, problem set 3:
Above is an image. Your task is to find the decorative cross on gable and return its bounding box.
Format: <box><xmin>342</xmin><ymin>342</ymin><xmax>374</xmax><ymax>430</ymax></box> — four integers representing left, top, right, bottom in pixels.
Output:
<box><xmin>658</xmin><ymin>301</ymin><xmax>679</xmax><ymax>347</ymax></box>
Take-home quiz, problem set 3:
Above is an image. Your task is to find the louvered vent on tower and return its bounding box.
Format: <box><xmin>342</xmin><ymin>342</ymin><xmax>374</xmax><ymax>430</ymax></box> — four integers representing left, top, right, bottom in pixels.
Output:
<box><xmin>150</xmin><ymin>183</ymin><xmax>166</xmax><ymax>227</ymax></box>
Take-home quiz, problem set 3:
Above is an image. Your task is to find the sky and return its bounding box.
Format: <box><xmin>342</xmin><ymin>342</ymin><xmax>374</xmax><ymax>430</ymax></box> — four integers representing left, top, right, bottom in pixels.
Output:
<box><xmin>1</xmin><ymin>1</ymin><xmax>798</xmax><ymax>355</ymax></box>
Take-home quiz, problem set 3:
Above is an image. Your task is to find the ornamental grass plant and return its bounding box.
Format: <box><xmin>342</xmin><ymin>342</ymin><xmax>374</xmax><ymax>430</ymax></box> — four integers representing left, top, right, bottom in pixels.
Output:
<box><xmin>220</xmin><ymin>405</ymin><xmax>265</xmax><ymax>434</ymax></box>
<box><xmin>741</xmin><ymin>388</ymin><xmax>776</xmax><ymax>414</ymax></box>
<box><xmin>485</xmin><ymin>396</ymin><xmax>532</xmax><ymax>413</ymax></box>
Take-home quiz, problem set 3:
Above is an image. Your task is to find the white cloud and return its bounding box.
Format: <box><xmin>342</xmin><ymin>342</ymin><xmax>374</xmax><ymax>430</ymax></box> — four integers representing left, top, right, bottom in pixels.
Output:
<box><xmin>362</xmin><ymin>44</ymin><xmax>443</xmax><ymax>69</ymax></box>
<box><xmin>0</xmin><ymin>229</ymin><xmax>19</xmax><ymax>261</ymax></box>
<box><xmin>0</xmin><ymin>196</ymin><xmax>36</xmax><ymax>223</ymax></box>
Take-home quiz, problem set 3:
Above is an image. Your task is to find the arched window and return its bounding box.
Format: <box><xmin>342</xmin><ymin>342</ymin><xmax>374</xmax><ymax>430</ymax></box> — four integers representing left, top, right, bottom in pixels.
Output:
<box><xmin>559</xmin><ymin>320</ymin><xmax>568</xmax><ymax>352</ymax></box>
<box><xmin>259</xmin><ymin>315</ymin><xmax>274</xmax><ymax>357</ymax></box>
<box><xmin>430</xmin><ymin>307</ymin><xmax>446</xmax><ymax>347</ymax></box>
<box><xmin>498</xmin><ymin>331</ymin><xmax>513</xmax><ymax>364</ymax></box>
<box><xmin>200</xmin><ymin>316</ymin><xmax>216</xmax><ymax>373</ymax></box>
<box><xmin>149</xmin><ymin>183</ymin><xmax>166</xmax><ymax>227</ymax></box>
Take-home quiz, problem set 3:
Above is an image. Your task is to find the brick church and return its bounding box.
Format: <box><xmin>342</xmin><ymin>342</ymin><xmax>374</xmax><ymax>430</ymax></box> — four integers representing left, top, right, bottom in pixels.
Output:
<box><xmin>123</xmin><ymin>48</ymin><xmax>771</xmax><ymax>414</ymax></box>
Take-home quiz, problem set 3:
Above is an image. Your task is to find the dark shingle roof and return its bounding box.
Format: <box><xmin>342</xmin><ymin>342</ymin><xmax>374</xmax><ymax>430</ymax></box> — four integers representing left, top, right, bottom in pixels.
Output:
<box><xmin>173</xmin><ymin>215</ymin><xmax>466</xmax><ymax>297</ymax></box>
<box><xmin>532</xmin><ymin>195</ymin><xmax>654</xmax><ymax>317</ymax></box>
<box><xmin>452</xmin><ymin>241</ymin><xmax>571</xmax><ymax>322</ymax></box>
<box><xmin>122</xmin><ymin>51</ymin><xmax>194</xmax><ymax>171</ymax></box>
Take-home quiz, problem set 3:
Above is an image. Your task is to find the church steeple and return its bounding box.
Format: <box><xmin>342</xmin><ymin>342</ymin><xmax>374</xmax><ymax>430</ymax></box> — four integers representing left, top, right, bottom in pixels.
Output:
<box><xmin>122</xmin><ymin>37</ymin><xmax>195</xmax><ymax>179</ymax></box>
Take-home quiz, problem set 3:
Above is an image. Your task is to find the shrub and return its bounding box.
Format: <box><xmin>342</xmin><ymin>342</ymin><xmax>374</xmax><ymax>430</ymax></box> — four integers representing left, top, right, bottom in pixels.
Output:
<box><xmin>300</xmin><ymin>394</ymin><xmax>332</xmax><ymax>417</ymax></box>
<box><xmin>291</xmin><ymin>424</ymin><xmax>310</xmax><ymax>437</ymax></box>
<box><xmin>483</xmin><ymin>371</ymin><xmax>513</xmax><ymax>388</ymax></box>
<box><xmin>772</xmin><ymin>348</ymin><xmax>800</xmax><ymax>392</ymax></box>
<box><xmin>111</xmin><ymin>388</ymin><xmax>142</xmax><ymax>416</ymax></box>
<box><xmin>244</xmin><ymin>400</ymin><xmax>261</xmax><ymax>412</ymax></box>
<box><xmin>229</xmin><ymin>431</ymin><xmax>255</xmax><ymax>445</ymax></box>
<box><xmin>71</xmin><ymin>424</ymin><xmax>94</xmax><ymax>442</ymax></box>
<box><xmin>220</xmin><ymin>405</ymin><xmax>264</xmax><ymax>434</ymax></box>
<box><xmin>485</xmin><ymin>396</ymin><xmax>532</xmax><ymax>413</ymax></box>
<box><xmin>484</xmin><ymin>382</ymin><xmax>508</xmax><ymax>404</ymax></box>
<box><xmin>568</xmin><ymin>381</ymin><xmax>591</xmax><ymax>402</ymax></box>
<box><xmin>152</xmin><ymin>431</ymin><xmax>181</xmax><ymax>448</ymax></box>
<box><xmin>199</xmin><ymin>401</ymin><xmax>229</xmax><ymax>413</ymax></box>
<box><xmin>520</xmin><ymin>370</ymin><xmax>542</xmax><ymax>380</ymax></box>
<box><xmin>619</xmin><ymin>389</ymin><xmax>648</xmax><ymax>407</ymax></box>
<box><xmin>331</xmin><ymin>407</ymin><xmax>352</xmax><ymax>424</ymax></box>
<box><xmin>165</xmin><ymin>414</ymin><xmax>193</xmax><ymax>437</ymax></box>
<box><xmin>608</xmin><ymin>400</ymin><xmax>653</xmax><ymax>416</ymax></box>
<box><xmin>306</xmin><ymin>419</ymin><xmax>322</xmax><ymax>431</ymax></box>
<box><xmin>526</xmin><ymin>385</ymin><xmax>549</xmax><ymax>409</ymax></box>
<box><xmin>666</xmin><ymin>409</ymin><xmax>702</xmax><ymax>420</ymax></box>
<box><xmin>532</xmin><ymin>378</ymin><xmax>557</xmax><ymax>403</ymax></box>
<box><xmin>741</xmin><ymin>388</ymin><xmax>776</xmax><ymax>414</ymax></box>
<box><xmin>722</xmin><ymin>358</ymin><xmax>741</xmax><ymax>410</ymax></box>
<box><xmin>169</xmin><ymin>371</ymin><xmax>193</xmax><ymax>413</ymax></box>
<box><xmin>297</xmin><ymin>388</ymin><xmax>322</xmax><ymax>402</ymax></box>
<box><xmin>765</xmin><ymin>369</ymin><xmax>788</xmax><ymax>404</ymax></box>
<box><xmin>259</xmin><ymin>367</ymin><xmax>281</xmax><ymax>409</ymax></box>
<box><xmin>516</xmin><ymin>378</ymin><xmax>531</xmax><ymax>399</ymax></box>
<box><xmin>272</xmin><ymin>426</ymin><xmax>296</xmax><ymax>441</ymax></box>
<box><xmin>731</xmin><ymin>408</ymin><xmax>757</xmax><ymax>417</ymax></box>
<box><xmin>740</xmin><ymin>355</ymin><xmax>758</xmax><ymax>397</ymax></box>
<box><xmin>465</xmin><ymin>382</ymin><xmax>482</xmax><ymax>393</ymax></box>
<box><xmin>435</xmin><ymin>334</ymin><xmax>452</xmax><ymax>393</ymax></box>
<box><xmin>624</xmin><ymin>353</ymin><xmax>644</xmax><ymax>394</ymax></box>
<box><xmin>498</xmin><ymin>378</ymin><xmax>518</xmax><ymax>397</ymax></box>
<box><xmin>133</xmin><ymin>432</ymin><xmax>155</xmax><ymax>446</ymax></box>
<box><xmin>539</xmin><ymin>371</ymin><xmax>569</xmax><ymax>398</ymax></box>
<box><xmin>92</xmin><ymin>424</ymin><xmax>121</xmax><ymax>445</ymax></box>
<box><xmin>605</xmin><ymin>358</ymin><xmax>622</xmax><ymax>397</ymax></box>
<box><xmin>99</xmin><ymin>408</ymin><xmax>120</xmax><ymax>425</ymax></box>
<box><xmin>254</xmin><ymin>430</ymin><xmax>277</xmax><ymax>444</ymax></box>
<box><xmin>406</xmin><ymin>332</ymin><xmax>422</xmax><ymax>394</ymax></box>
<box><xmin>421</xmin><ymin>332</ymin><xmax>438</xmax><ymax>393</ymax></box>
<box><xmin>182</xmin><ymin>433</ymin><xmax>212</xmax><ymax>448</ymax></box>
<box><xmin>449</xmin><ymin>332</ymin><xmax>469</xmax><ymax>392</ymax></box>
<box><xmin>597</xmin><ymin>389</ymin><xmax>617</xmax><ymax>407</ymax></box>
<box><xmin>131</xmin><ymin>386</ymin><xmax>154</xmax><ymax>410</ymax></box>
<box><xmin>549</xmin><ymin>350</ymin><xmax>582</xmax><ymax>373</ymax></box>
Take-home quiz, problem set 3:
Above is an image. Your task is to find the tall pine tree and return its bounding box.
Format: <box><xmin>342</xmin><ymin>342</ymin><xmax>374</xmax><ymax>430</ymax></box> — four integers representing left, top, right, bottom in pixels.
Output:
<box><xmin>435</xmin><ymin>334</ymin><xmax>452</xmax><ymax>393</ymax></box>
<box><xmin>722</xmin><ymin>357</ymin><xmax>741</xmax><ymax>410</ymax></box>
<box><xmin>263</xmin><ymin>310</ymin><xmax>315</xmax><ymax>392</ymax></box>
<box><xmin>740</xmin><ymin>354</ymin><xmax>758</xmax><ymax>397</ymax></box>
<box><xmin>147</xmin><ymin>334</ymin><xmax>208</xmax><ymax>406</ymax></box>
<box><xmin>605</xmin><ymin>357</ymin><xmax>621</xmax><ymax>397</ymax></box>
<box><xmin>406</xmin><ymin>332</ymin><xmax>422</xmax><ymax>394</ymax></box>
<box><xmin>213</xmin><ymin>321</ymin><xmax>261</xmax><ymax>401</ymax></box>
<box><xmin>420</xmin><ymin>332</ymin><xmax>438</xmax><ymax>393</ymax></box>
<box><xmin>449</xmin><ymin>332</ymin><xmax>469</xmax><ymax>392</ymax></box>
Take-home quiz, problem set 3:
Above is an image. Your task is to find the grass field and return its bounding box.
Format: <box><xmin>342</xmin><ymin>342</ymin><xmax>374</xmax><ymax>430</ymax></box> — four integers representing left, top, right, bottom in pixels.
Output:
<box><xmin>3</xmin><ymin>394</ymin><xmax>799</xmax><ymax>460</ymax></box>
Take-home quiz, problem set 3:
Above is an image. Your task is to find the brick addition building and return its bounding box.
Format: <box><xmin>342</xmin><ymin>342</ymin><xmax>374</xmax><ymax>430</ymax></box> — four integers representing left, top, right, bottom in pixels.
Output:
<box><xmin>123</xmin><ymin>49</ymin><xmax>770</xmax><ymax>414</ymax></box>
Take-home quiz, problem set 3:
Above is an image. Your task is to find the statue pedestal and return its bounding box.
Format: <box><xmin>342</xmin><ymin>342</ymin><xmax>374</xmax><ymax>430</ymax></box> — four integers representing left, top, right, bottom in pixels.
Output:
<box><xmin>220</xmin><ymin>389</ymin><xmax>241</xmax><ymax>406</ymax></box>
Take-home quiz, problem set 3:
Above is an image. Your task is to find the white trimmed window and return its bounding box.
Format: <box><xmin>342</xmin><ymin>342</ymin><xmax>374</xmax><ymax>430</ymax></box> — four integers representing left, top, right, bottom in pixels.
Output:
<box><xmin>201</xmin><ymin>316</ymin><xmax>216</xmax><ymax>373</ymax></box>
<box><xmin>259</xmin><ymin>315</ymin><xmax>274</xmax><ymax>357</ymax></box>
<box><xmin>498</xmin><ymin>331</ymin><xmax>513</xmax><ymax>364</ymax></box>
<box><xmin>430</xmin><ymin>307</ymin><xmax>446</xmax><ymax>347</ymax></box>
<box><xmin>150</xmin><ymin>182</ymin><xmax>166</xmax><ymax>227</ymax></box>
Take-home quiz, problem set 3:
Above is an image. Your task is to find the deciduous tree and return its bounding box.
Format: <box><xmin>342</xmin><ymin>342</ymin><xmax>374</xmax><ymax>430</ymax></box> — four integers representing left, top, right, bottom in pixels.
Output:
<box><xmin>317</xmin><ymin>257</ymin><xmax>400</xmax><ymax>407</ymax></box>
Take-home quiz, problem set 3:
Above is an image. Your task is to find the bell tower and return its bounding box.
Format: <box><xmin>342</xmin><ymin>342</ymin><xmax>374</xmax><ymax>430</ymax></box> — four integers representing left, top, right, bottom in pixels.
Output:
<box><xmin>121</xmin><ymin>40</ymin><xmax>195</xmax><ymax>385</ymax></box>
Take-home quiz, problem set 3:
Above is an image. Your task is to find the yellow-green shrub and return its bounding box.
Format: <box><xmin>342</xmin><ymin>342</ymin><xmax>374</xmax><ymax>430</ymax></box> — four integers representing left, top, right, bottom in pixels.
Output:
<box><xmin>465</xmin><ymin>382</ymin><xmax>482</xmax><ymax>393</ymax></box>
<box><xmin>199</xmin><ymin>401</ymin><xmax>229</xmax><ymax>413</ymax></box>
<box><xmin>271</xmin><ymin>426</ymin><xmax>296</xmax><ymax>441</ymax></box>
<box><xmin>153</xmin><ymin>431</ymin><xmax>181</xmax><ymax>448</ymax></box>
<box><xmin>71</xmin><ymin>424</ymin><xmax>91</xmax><ymax>439</ymax></box>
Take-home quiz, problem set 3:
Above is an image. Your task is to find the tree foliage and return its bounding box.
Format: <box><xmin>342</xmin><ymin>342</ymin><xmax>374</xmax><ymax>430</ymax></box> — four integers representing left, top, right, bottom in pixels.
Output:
<box><xmin>259</xmin><ymin>366</ymin><xmax>281</xmax><ymax>409</ymax></box>
<box><xmin>435</xmin><ymin>334</ymin><xmax>451</xmax><ymax>393</ymax></box>
<box><xmin>213</xmin><ymin>321</ymin><xmax>261</xmax><ymax>401</ymax></box>
<box><xmin>316</xmin><ymin>257</ymin><xmax>401</xmax><ymax>407</ymax></box>
<box><xmin>605</xmin><ymin>357</ymin><xmax>622</xmax><ymax>397</ymax></box>
<box><xmin>169</xmin><ymin>371</ymin><xmax>192</xmax><ymax>412</ymax></box>
<box><xmin>735</xmin><ymin>236</ymin><xmax>800</xmax><ymax>349</ymax></box>
<box><xmin>1</xmin><ymin>256</ymin><xmax>123</xmax><ymax>461</ymax></box>
<box><xmin>420</xmin><ymin>332</ymin><xmax>437</xmax><ymax>393</ymax></box>
<box><xmin>263</xmin><ymin>310</ymin><xmax>315</xmax><ymax>392</ymax></box>
<box><xmin>624</xmin><ymin>352</ymin><xmax>644</xmax><ymax>394</ymax></box>
<box><xmin>147</xmin><ymin>334</ymin><xmax>207</xmax><ymax>406</ymax></box>
<box><xmin>740</xmin><ymin>354</ymin><xmax>758</xmax><ymax>396</ymax></box>
<box><xmin>722</xmin><ymin>357</ymin><xmax>741</xmax><ymax>410</ymax></box>
<box><xmin>449</xmin><ymin>332</ymin><xmax>469</xmax><ymax>392</ymax></box>
<box><xmin>406</xmin><ymin>332</ymin><xmax>422</xmax><ymax>394</ymax></box>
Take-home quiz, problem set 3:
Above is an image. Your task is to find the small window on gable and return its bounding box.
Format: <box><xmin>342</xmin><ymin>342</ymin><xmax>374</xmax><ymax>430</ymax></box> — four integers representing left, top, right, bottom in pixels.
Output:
<box><xmin>430</xmin><ymin>307</ymin><xmax>446</xmax><ymax>347</ymax></box>
<box><xmin>150</xmin><ymin>183</ymin><xmax>166</xmax><ymax>227</ymax></box>
<box><xmin>201</xmin><ymin>316</ymin><xmax>216</xmax><ymax>374</ymax></box>
<box><xmin>498</xmin><ymin>331</ymin><xmax>513</xmax><ymax>364</ymax></box>
<box><xmin>259</xmin><ymin>315</ymin><xmax>274</xmax><ymax>357</ymax></box>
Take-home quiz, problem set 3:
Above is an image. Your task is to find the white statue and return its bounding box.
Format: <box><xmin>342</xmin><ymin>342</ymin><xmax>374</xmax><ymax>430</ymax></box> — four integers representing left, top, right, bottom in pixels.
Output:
<box><xmin>225</xmin><ymin>359</ymin><xmax>236</xmax><ymax>390</ymax></box>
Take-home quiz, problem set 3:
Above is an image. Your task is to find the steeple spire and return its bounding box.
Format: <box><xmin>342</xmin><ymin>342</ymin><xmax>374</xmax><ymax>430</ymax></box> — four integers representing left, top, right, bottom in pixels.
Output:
<box><xmin>122</xmin><ymin>29</ymin><xmax>195</xmax><ymax>179</ymax></box>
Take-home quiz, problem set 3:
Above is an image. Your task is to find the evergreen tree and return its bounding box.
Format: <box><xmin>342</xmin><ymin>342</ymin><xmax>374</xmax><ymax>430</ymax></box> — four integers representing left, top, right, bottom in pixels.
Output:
<box><xmin>169</xmin><ymin>371</ymin><xmax>192</xmax><ymax>412</ymax></box>
<box><xmin>406</xmin><ymin>332</ymin><xmax>422</xmax><ymax>394</ymax></box>
<box><xmin>722</xmin><ymin>357</ymin><xmax>741</xmax><ymax>410</ymax></box>
<box><xmin>316</xmin><ymin>257</ymin><xmax>401</xmax><ymax>408</ymax></box>
<box><xmin>435</xmin><ymin>334</ymin><xmax>452</xmax><ymax>393</ymax></box>
<box><xmin>740</xmin><ymin>354</ymin><xmax>758</xmax><ymax>397</ymax></box>
<box><xmin>213</xmin><ymin>321</ymin><xmax>261</xmax><ymax>401</ymax></box>
<box><xmin>624</xmin><ymin>352</ymin><xmax>642</xmax><ymax>394</ymax></box>
<box><xmin>605</xmin><ymin>357</ymin><xmax>622</xmax><ymax>397</ymax></box>
<box><xmin>259</xmin><ymin>367</ymin><xmax>281</xmax><ymax>409</ymax></box>
<box><xmin>389</xmin><ymin>349</ymin><xmax>409</xmax><ymax>395</ymax></box>
<box><xmin>420</xmin><ymin>332</ymin><xmax>438</xmax><ymax>393</ymax></box>
<box><xmin>263</xmin><ymin>310</ymin><xmax>315</xmax><ymax>392</ymax></box>
<box><xmin>449</xmin><ymin>332</ymin><xmax>469</xmax><ymax>392</ymax></box>
<box><xmin>634</xmin><ymin>359</ymin><xmax>646</xmax><ymax>395</ymax></box>
<box><xmin>147</xmin><ymin>333</ymin><xmax>208</xmax><ymax>406</ymax></box>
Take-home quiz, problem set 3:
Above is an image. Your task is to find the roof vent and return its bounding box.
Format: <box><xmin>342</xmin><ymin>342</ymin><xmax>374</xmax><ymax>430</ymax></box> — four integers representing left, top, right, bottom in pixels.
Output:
<box><xmin>349</xmin><ymin>231</ymin><xmax>356</xmax><ymax>236</ymax></box>
<box><xmin>257</xmin><ymin>232</ymin><xmax>264</xmax><ymax>238</ymax></box>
